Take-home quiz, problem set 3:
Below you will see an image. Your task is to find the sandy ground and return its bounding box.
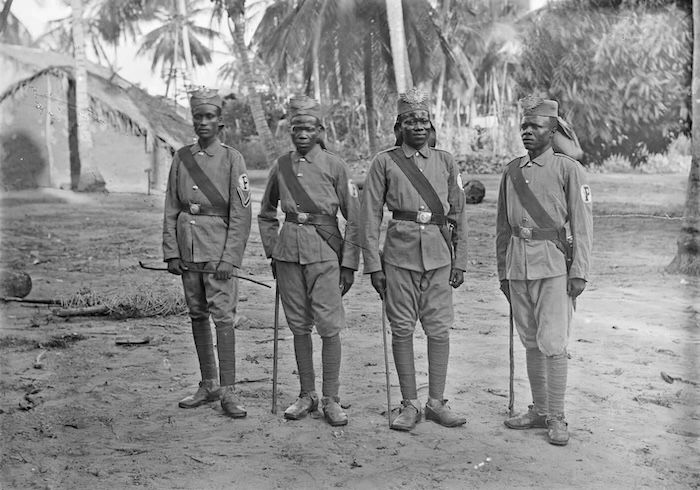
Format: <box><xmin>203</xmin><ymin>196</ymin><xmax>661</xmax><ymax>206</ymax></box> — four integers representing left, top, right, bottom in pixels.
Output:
<box><xmin>0</xmin><ymin>172</ymin><xmax>698</xmax><ymax>489</ymax></box>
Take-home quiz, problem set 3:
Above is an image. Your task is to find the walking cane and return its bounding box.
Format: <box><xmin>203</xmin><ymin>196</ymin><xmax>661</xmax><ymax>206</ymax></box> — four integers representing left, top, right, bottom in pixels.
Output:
<box><xmin>271</xmin><ymin>285</ymin><xmax>280</xmax><ymax>414</ymax></box>
<box><xmin>381</xmin><ymin>300</ymin><xmax>392</xmax><ymax>428</ymax></box>
<box><xmin>508</xmin><ymin>305</ymin><xmax>515</xmax><ymax>418</ymax></box>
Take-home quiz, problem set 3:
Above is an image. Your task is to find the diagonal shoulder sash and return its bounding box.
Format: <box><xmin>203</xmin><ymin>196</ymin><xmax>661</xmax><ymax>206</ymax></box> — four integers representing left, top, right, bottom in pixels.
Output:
<box><xmin>387</xmin><ymin>148</ymin><xmax>455</xmax><ymax>260</ymax></box>
<box><xmin>278</xmin><ymin>153</ymin><xmax>321</xmax><ymax>213</ymax></box>
<box><xmin>278</xmin><ymin>153</ymin><xmax>342</xmax><ymax>259</ymax></box>
<box><xmin>387</xmin><ymin>148</ymin><xmax>444</xmax><ymax>216</ymax></box>
<box><xmin>507</xmin><ymin>159</ymin><xmax>571</xmax><ymax>266</ymax></box>
<box><xmin>178</xmin><ymin>146</ymin><xmax>228</xmax><ymax>211</ymax></box>
<box><xmin>506</xmin><ymin>159</ymin><xmax>556</xmax><ymax>229</ymax></box>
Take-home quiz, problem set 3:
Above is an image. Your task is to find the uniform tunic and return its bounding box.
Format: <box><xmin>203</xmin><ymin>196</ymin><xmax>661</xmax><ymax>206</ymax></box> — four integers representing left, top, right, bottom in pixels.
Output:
<box><xmin>162</xmin><ymin>138</ymin><xmax>252</xmax><ymax>325</ymax></box>
<box><xmin>361</xmin><ymin>144</ymin><xmax>468</xmax><ymax>274</ymax></box>
<box><xmin>495</xmin><ymin>147</ymin><xmax>593</xmax><ymax>355</ymax></box>
<box><xmin>257</xmin><ymin>144</ymin><xmax>360</xmax><ymax>336</ymax></box>
<box><xmin>361</xmin><ymin>143</ymin><xmax>468</xmax><ymax>337</ymax></box>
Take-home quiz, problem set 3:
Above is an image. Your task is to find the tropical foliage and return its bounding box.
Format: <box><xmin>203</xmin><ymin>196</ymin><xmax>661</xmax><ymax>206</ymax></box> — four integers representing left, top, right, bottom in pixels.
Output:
<box><xmin>515</xmin><ymin>0</ymin><xmax>691</xmax><ymax>165</ymax></box>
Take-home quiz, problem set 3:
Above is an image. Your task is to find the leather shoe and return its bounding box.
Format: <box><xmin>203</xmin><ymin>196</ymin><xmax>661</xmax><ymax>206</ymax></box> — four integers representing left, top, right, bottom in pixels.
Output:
<box><xmin>220</xmin><ymin>385</ymin><xmax>247</xmax><ymax>418</ymax></box>
<box><xmin>322</xmin><ymin>396</ymin><xmax>348</xmax><ymax>426</ymax></box>
<box><xmin>547</xmin><ymin>415</ymin><xmax>570</xmax><ymax>446</ymax></box>
<box><xmin>424</xmin><ymin>398</ymin><xmax>466</xmax><ymax>427</ymax></box>
<box><xmin>504</xmin><ymin>405</ymin><xmax>547</xmax><ymax>430</ymax></box>
<box><xmin>178</xmin><ymin>379</ymin><xmax>220</xmax><ymax>409</ymax></box>
<box><xmin>284</xmin><ymin>391</ymin><xmax>319</xmax><ymax>420</ymax></box>
<box><xmin>390</xmin><ymin>399</ymin><xmax>421</xmax><ymax>431</ymax></box>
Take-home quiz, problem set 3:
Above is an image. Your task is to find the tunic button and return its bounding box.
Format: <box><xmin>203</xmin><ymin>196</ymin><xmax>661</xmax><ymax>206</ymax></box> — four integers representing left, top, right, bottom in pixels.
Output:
<box><xmin>527</xmin><ymin>163</ymin><xmax>532</xmax><ymax>167</ymax></box>
<box><xmin>420</xmin><ymin>225</ymin><xmax>425</xmax><ymax>230</ymax></box>
<box><xmin>189</xmin><ymin>220</ymin><xmax>195</xmax><ymax>224</ymax></box>
<box><xmin>192</xmin><ymin>185</ymin><xmax>198</xmax><ymax>190</ymax></box>
<box><xmin>198</xmin><ymin>151</ymin><xmax>204</xmax><ymax>155</ymax></box>
<box><xmin>525</xmin><ymin>180</ymin><xmax>530</xmax><ymax>184</ymax></box>
<box><xmin>419</xmin><ymin>205</ymin><xmax>425</xmax><ymax>211</ymax></box>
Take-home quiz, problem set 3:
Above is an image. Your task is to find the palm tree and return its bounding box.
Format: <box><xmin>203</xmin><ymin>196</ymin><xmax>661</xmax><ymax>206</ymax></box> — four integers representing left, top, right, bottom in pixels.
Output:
<box><xmin>253</xmin><ymin>0</ymin><xmax>476</xmax><ymax>155</ymax></box>
<box><xmin>211</xmin><ymin>0</ymin><xmax>280</xmax><ymax>166</ymax></box>
<box><xmin>386</xmin><ymin>0</ymin><xmax>412</xmax><ymax>92</ymax></box>
<box><xmin>71</xmin><ymin>0</ymin><xmax>105</xmax><ymax>191</ymax></box>
<box><xmin>667</xmin><ymin>0</ymin><xmax>700</xmax><ymax>274</ymax></box>
<box><xmin>137</xmin><ymin>2</ymin><xmax>220</xmax><ymax>101</ymax></box>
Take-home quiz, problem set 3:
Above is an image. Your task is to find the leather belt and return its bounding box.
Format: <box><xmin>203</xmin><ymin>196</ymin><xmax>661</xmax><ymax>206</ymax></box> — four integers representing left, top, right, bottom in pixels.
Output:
<box><xmin>285</xmin><ymin>212</ymin><xmax>337</xmax><ymax>226</ymax></box>
<box><xmin>512</xmin><ymin>225</ymin><xmax>560</xmax><ymax>241</ymax></box>
<box><xmin>392</xmin><ymin>210</ymin><xmax>447</xmax><ymax>226</ymax></box>
<box><xmin>182</xmin><ymin>203</ymin><xmax>228</xmax><ymax>217</ymax></box>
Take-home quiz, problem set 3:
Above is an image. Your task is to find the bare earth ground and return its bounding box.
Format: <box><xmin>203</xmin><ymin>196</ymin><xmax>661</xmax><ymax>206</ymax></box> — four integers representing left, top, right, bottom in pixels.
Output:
<box><xmin>0</xmin><ymin>171</ymin><xmax>698</xmax><ymax>490</ymax></box>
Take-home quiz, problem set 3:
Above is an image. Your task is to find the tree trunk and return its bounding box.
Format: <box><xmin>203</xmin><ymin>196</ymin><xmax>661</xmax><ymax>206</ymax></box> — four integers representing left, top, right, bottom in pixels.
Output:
<box><xmin>312</xmin><ymin>0</ymin><xmax>328</xmax><ymax>103</ymax></box>
<box><xmin>177</xmin><ymin>0</ymin><xmax>195</xmax><ymax>87</ymax></box>
<box><xmin>0</xmin><ymin>0</ymin><xmax>14</xmax><ymax>34</ymax></box>
<box><xmin>363</xmin><ymin>31</ymin><xmax>378</xmax><ymax>155</ymax></box>
<box><xmin>72</xmin><ymin>0</ymin><xmax>105</xmax><ymax>192</ymax></box>
<box><xmin>667</xmin><ymin>0</ymin><xmax>700</xmax><ymax>275</ymax></box>
<box><xmin>385</xmin><ymin>0</ymin><xmax>412</xmax><ymax>93</ymax></box>
<box><xmin>226</xmin><ymin>7</ymin><xmax>278</xmax><ymax>166</ymax></box>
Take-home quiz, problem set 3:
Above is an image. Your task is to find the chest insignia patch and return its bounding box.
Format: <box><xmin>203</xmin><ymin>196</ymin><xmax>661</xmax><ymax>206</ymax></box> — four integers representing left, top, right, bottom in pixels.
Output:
<box><xmin>237</xmin><ymin>173</ymin><xmax>251</xmax><ymax>207</ymax></box>
<box><xmin>580</xmin><ymin>184</ymin><xmax>592</xmax><ymax>203</ymax></box>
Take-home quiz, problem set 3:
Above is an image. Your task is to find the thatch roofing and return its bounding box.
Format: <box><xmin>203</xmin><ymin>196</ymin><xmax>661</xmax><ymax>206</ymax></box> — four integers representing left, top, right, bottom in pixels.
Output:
<box><xmin>0</xmin><ymin>43</ymin><xmax>193</xmax><ymax>152</ymax></box>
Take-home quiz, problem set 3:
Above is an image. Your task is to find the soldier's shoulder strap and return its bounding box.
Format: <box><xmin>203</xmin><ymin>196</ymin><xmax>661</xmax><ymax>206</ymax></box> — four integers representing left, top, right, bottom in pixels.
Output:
<box><xmin>506</xmin><ymin>160</ymin><xmax>557</xmax><ymax>229</ymax></box>
<box><xmin>277</xmin><ymin>152</ymin><xmax>321</xmax><ymax>214</ymax></box>
<box><xmin>386</xmin><ymin>148</ymin><xmax>443</xmax><ymax>216</ymax></box>
<box><xmin>177</xmin><ymin>146</ymin><xmax>228</xmax><ymax>210</ymax></box>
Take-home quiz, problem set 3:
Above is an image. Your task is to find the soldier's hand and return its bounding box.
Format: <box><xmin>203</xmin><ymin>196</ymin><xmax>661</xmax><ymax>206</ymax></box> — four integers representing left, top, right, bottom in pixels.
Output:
<box><xmin>500</xmin><ymin>279</ymin><xmax>511</xmax><ymax>303</ymax></box>
<box><xmin>270</xmin><ymin>259</ymin><xmax>277</xmax><ymax>279</ymax></box>
<box><xmin>215</xmin><ymin>261</ymin><xmax>235</xmax><ymax>280</ymax></box>
<box><xmin>567</xmin><ymin>277</ymin><xmax>586</xmax><ymax>298</ymax></box>
<box><xmin>449</xmin><ymin>268</ymin><xmax>464</xmax><ymax>288</ymax></box>
<box><xmin>370</xmin><ymin>271</ymin><xmax>386</xmax><ymax>300</ymax></box>
<box><xmin>167</xmin><ymin>258</ymin><xmax>186</xmax><ymax>275</ymax></box>
<box><xmin>339</xmin><ymin>267</ymin><xmax>354</xmax><ymax>296</ymax></box>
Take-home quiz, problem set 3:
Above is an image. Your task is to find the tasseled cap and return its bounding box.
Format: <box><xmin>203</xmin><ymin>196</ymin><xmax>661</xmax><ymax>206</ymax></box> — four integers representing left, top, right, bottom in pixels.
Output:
<box><xmin>397</xmin><ymin>87</ymin><xmax>430</xmax><ymax>115</ymax></box>
<box><xmin>189</xmin><ymin>87</ymin><xmax>222</xmax><ymax>111</ymax></box>
<box><xmin>520</xmin><ymin>95</ymin><xmax>558</xmax><ymax>117</ymax></box>
<box><xmin>288</xmin><ymin>95</ymin><xmax>322</xmax><ymax>120</ymax></box>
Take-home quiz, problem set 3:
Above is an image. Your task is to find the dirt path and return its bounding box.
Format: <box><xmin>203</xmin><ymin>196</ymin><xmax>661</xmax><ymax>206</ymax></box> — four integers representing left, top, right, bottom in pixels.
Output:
<box><xmin>0</xmin><ymin>173</ymin><xmax>698</xmax><ymax>489</ymax></box>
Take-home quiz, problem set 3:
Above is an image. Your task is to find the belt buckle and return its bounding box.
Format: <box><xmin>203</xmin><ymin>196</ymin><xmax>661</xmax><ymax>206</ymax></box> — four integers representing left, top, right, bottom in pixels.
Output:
<box><xmin>189</xmin><ymin>203</ymin><xmax>201</xmax><ymax>215</ymax></box>
<box><xmin>416</xmin><ymin>211</ymin><xmax>432</xmax><ymax>224</ymax></box>
<box><xmin>297</xmin><ymin>212</ymin><xmax>309</xmax><ymax>224</ymax></box>
<box><xmin>520</xmin><ymin>226</ymin><xmax>532</xmax><ymax>239</ymax></box>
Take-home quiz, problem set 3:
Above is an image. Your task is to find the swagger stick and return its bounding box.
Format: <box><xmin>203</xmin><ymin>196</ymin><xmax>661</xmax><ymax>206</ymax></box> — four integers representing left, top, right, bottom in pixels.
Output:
<box><xmin>381</xmin><ymin>300</ymin><xmax>392</xmax><ymax>428</ymax></box>
<box><xmin>271</xmin><ymin>285</ymin><xmax>280</xmax><ymax>414</ymax></box>
<box><xmin>508</xmin><ymin>305</ymin><xmax>515</xmax><ymax>418</ymax></box>
<box><xmin>138</xmin><ymin>261</ymin><xmax>271</xmax><ymax>288</ymax></box>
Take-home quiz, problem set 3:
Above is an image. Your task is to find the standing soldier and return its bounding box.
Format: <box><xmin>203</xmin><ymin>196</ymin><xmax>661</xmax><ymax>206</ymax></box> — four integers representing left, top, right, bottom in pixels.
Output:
<box><xmin>163</xmin><ymin>88</ymin><xmax>252</xmax><ymax>418</ymax></box>
<box><xmin>496</xmin><ymin>96</ymin><xmax>593</xmax><ymax>446</ymax></box>
<box><xmin>258</xmin><ymin>95</ymin><xmax>360</xmax><ymax>427</ymax></box>
<box><xmin>361</xmin><ymin>88</ymin><xmax>469</xmax><ymax>432</ymax></box>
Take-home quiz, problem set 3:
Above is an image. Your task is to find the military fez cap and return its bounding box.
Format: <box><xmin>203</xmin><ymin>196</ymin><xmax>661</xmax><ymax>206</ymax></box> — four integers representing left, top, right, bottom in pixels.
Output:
<box><xmin>520</xmin><ymin>96</ymin><xmax>558</xmax><ymax>117</ymax></box>
<box><xmin>397</xmin><ymin>87</ymin><xmax>430</xmax><ymax>116</ymax></box>
<box><xmin>189</xmin><ymin>87</ymin><xmax>222</xmax><ymax>111</ymax></box>
<box><xmin>288</xmin><ymin>95</ymin><xmax>322</xmax><ymax>120</ymax></box>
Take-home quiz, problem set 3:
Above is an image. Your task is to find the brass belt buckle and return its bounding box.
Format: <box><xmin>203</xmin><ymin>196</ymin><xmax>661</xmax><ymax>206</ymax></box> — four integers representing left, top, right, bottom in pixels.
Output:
<box><xmin>520</xmin><ymin>226</ymin><xmax>532</xmax><ymax>239</ymax></box>
<box><xmin>189</xmin><ymin>203</ymin><xmax>201</xmax><ymax>215</ymax></box>
<box><xmin>297</xmin><ymin>212</ymin><xmax>309</xmax><ymax>224</ymax></box>
<box><xmin>416</xmin><ymin>211</ymin><xmax>432</xmax><ymax>224</ymax></box>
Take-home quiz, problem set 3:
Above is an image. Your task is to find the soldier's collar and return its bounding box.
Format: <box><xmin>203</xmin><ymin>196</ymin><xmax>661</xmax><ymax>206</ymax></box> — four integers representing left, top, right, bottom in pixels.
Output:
<box><xmin>192</xmin><ymin>138</ymin><xmax>221</xmax><ymax>156</ymax></box>
<box><xmin>521</xmin><ymin>147</ymin><xmax>554</xmax><ymax>167</ymax></box>
<box><xmin>294</xmin><ymin>144</ymin><xmax>322</xmax><ymax>163</ymax></box>
<box><xmin>401</xmin><ymin>143</ymin><xmax>430</xmax><ymax>159</ymax></box>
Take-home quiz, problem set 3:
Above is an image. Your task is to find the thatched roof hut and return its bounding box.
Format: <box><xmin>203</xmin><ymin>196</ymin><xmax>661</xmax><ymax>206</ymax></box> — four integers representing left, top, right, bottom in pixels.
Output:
<box><xmin>0</xmin><ymin>43</ymin><xmax>194</xmax><ymax>193</ymax></box>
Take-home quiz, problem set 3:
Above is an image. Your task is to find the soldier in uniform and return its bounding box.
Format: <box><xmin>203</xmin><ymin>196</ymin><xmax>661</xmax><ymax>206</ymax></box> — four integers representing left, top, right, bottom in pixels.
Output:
<box><xmin>496</xmin><ymin>96</ymin><xmax>593</xmax><ymax>445</ymax></box>
<box><xmin>258</xmin><ymin>95</ymin><xmax>360</xmax><ymax>427</ymax></box>
<box><xmin>361</xmin><ymin>88</ymin><xmax>469</xmax><ymax>432</ymax></box>
<box><xmin>163</xmin><ymin>88</ymin><xmax>252</xmax><ymax>418</ymax></box>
